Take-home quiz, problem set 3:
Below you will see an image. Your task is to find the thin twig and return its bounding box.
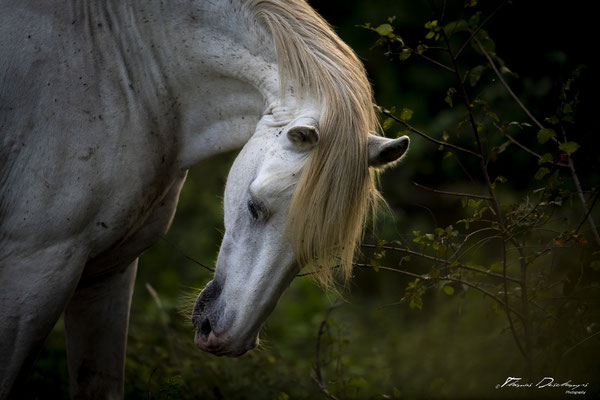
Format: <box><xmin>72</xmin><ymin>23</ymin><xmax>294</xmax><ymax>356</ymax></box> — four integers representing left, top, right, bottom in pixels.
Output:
<box><xmin>360</xmin><ymin>244</ymin><xmax>520</xmax><ymax>284</ymax></box>
<box><xmin>313</xmin><ymin>306</ymin><xmax>342</xmax><ymax>400</ymax></box>
<box><xmin>562</xmin><ymin>126</ymin><xmax>600</xmax><ymax>245</ymax></box>
<box><xmin>413</xmin><ymin>50</ymin><xmax>455</xmax><ymax>73</ymax></box>
<box><xmin>476</xmin><ymin>39</ymin><xmax>544</xmax><ymax>130</ymax></box>
<box><xmin>443</xmin><ymin>24</ymin><xmax>533</xmax><ymax>377</ymax></box>
<box><xmin>354</xmin><ymin>263</ymin><xmax>426</xmax><ymax>280</ymax></box>
<box><xmin>413</xmin><ymin>181</ymin><xmax>492</xmax><ymax>200</ymax></box>
<box><xmin>449</xmin><ymin>227</ymin><xmax>500</xmax><ymax>260</ymax></box>
<box><xmin>500</xmin><ymin>131</ymin><xmax>568</xmax><ymax>168</ymax></box>
<box><xmin>576</xmin><ymin>187</ymin><xmax>600</xmax><ymax>234</ymax></box>
<box><xmin>376</xmin><ymin>105</ymin><xmax>482</xmax><ymax>159</ymax></box>
<box><xmin>562</xmin><ymin>330</ymin><xmax>600</xmax><ymax>358</ymax></box>
<box><xmin>160</xmin><ymin>236</ymin><xmax>215</xmax><ymax>272</ymax></box>
<box><xmin>353</xmin><ymin>263</ymin><xmax>524</xmax><ymax>320</ymax></box>
<box><xmin>455</xmin><ymin>1</ymin><xmax>508</xmax><ymax>59</ymax></box>
<box><xmin>502</xmin><ymin>241</ymin><xmax>527</xmax><ymax>359</ymax></box>
<box><xmin>453</xmin><ymin>235</ymin><xmax>504</xmax><ymax>263</ymax></box>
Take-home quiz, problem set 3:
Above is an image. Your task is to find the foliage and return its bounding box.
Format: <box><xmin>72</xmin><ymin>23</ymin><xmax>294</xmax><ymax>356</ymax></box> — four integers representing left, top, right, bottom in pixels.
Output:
<box><xmin>343</xmin><ymin>0</ymin><xmax>599</xmax><ymax>397</ymax></box>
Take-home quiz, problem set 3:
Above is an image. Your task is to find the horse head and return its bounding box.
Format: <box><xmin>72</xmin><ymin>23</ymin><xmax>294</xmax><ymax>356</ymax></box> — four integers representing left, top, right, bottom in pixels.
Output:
<box><xmin>192</xmin><ymin>107</ymin><xmax>409</xmax><ymax>356</ymax></box>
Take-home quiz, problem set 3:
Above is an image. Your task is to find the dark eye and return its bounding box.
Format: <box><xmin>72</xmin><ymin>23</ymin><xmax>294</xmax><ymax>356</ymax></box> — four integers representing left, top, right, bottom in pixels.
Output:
<box><xmin>247</xmin><ymin>199</ymin><xmax>265</xmax><ymax>221</ymax></box>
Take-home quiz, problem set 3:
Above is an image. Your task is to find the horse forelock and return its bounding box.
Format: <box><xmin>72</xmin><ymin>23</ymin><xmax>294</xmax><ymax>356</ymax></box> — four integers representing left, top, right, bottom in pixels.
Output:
<box><xmin>248</xmin><ymin>0</ymin><xmax>381</xmax><ymax>289</ymax></box>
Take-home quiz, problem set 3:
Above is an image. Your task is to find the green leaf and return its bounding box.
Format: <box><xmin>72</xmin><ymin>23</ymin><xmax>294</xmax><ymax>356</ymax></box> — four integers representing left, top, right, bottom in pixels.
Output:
<box><xmin>347</xmin><ymin>377</ymin><xmax>369</xmax><ymax>388</ymax></box>
<box><xmin>535</xmin><ymin>167</ymin><xmax>550</xmax><ymax>180</ymax></box>
<box><xmin>383</xmin><ymin>117</ymin><xmax>394</xmax><ymax>131</ymax></box>
<box><xmin>474</xmin><ymin>29</ymin><xmax>495</xmax><ymax>54</ymax></box>
<box><xmin>474</xmin><ymin>98</ymin><xmax>488</xmax><ymax>108</ymax></box>
<box><xmin>370</xmin><ymin>258</ymin><xmax>380</xmax><ymax>272</ymax></box>
<box><xmin>409</xmin><ymin>296</ymin><xmax>423</xmax><ymax>310</ymax></box>
<box><xmin>445</xmin><ymin>225</ymin><xmax>458</xmax><ymax>237</ymax></box>
<box><xmin>444</xmin><ymin>20</ymin><xmax>469</xmax><ymax>36</ymax></box>
<box><xmin>424</xmin><ymin>20</ymin><xmax>438</xmax><ymax>29</ymax></box>
<box><xmin>491</xmin><ymin>175</ymin><xmax>507</xmax><ymax>189</ymax></box>
<box><xmin>457</xmin><ymin>218</ymin><xmax>470</xmax><ymax>230</ymax></box>
<box><xmin>468</xmin><ymin>11</ymin><xmax>481</xmax><ymax>27</ymax></box>
<box><xmin>563</xmin><ymin>102</ymin><xmax>574</xmax><ymax>114</ymax></box>
<box><xmin>537</xmin><ymin>128</ymin><xmax>556</xmax><ymax>144</ymax></box>
<box><xmin>425</xmin><ymin>31</ymin><xmax>435</xmax><ymax>39</ymax></box>
<box><xmin>465</xmin><ymin>0</ymin><xmax>478</xmax><ymax>7</ymax></box>
<box><xmin>489</xmin><ymin>262</ymin><xmax>503</xmax><ymax>273</ymax></box>
<box><xmin>469</xmin><ymin>65</ymin><xmax>486</xmax><ymax>86</ymax></box>
<box><xmin>396</xmin><ymin>129</ymin><xmax>412</xmax><ymax>138</ymax></box>
<box><xmin>398</xmin><ymin>49</ymin><xmax>412</xmax><ymax>61</ymax></box>
<box><xmin>538</xmin><ymin>153</ymin><xmax>554</xmax><ymax>165</ymax></box>
<box><xmin>445</xmin><ymin>87</ymin><xmax>456</xmax><ymax>107</ymax></box>
<box><xmin>467</xmin><ymin>199</ymin><xmax>482</xmax><ymax>208</ymax></box>
<box><xmin>276</xmin><ymin>392</ymin><xmax>290</xmax><ymax>400</ymax></box>
<box><xmin>399</xmin><ymin>255</ymin><xmax>411</xmax><ymax>266</ymax></box>
<box><xmin>375</xmin><ymin>23</ymin><xmax>394</xmax><ymax>37</ymax></box>
<box><xmin>559</xmin><ymin>142</ymin><xmax>579</xmax><ymax>154</ymax></box>
<box><xmin>443</xmin><ymin>285</ymin><xmax>455</xmax><ymax>295</ymax></box>
<box><xmin>487</xmin><ymin>111</ymin><xmax>499</xmax><ymax>122</ymax></box>
<box><xmin>545</xmin><ymin>116</ymin><xmax>560</xmax><ymax>125</ymax></box>
<box><xmin>400</xmin><ymin>107</ymin><xmax>414</xmax><ymax>121</ymax></box>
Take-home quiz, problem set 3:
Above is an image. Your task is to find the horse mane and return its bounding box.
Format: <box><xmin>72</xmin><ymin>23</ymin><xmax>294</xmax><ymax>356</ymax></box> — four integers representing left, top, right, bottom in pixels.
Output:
<box><xmin>247</xmin><ymin>0</ymin><xmax>381</xmax><ymax>289</ymax></box>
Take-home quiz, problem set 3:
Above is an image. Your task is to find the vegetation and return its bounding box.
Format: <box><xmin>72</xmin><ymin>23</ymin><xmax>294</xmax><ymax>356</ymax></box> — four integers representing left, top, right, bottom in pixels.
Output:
<box><xmin>26</xmin><ymin>1</ymin><xmax>599</xmax><ymax>399</ymax></box>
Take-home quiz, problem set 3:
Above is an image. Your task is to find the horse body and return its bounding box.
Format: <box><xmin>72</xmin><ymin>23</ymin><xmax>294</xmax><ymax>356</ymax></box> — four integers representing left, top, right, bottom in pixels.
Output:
<box><xmin>0</xmin><ymin>1</ymin><xmax>408</xmax><ymax>398</ymax></box>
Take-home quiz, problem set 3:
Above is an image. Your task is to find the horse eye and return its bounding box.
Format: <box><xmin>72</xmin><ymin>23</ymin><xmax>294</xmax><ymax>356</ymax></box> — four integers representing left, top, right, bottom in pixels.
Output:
<box><xmin>247</xmin><ymin>199</ymin><xmax>264</xmax><ymax>221</ymax></box>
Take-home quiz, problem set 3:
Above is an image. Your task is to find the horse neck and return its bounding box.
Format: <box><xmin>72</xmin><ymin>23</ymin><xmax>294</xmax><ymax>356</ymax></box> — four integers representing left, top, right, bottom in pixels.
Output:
<box><xmin>69</xmin><ymin>0</ymin><xmax>287</xmax><ymax>167</ymax></box>
<box><xmin>147</xmin><ymin>0</ymin><xmax>293</xmax><ymax>166</ymax></box>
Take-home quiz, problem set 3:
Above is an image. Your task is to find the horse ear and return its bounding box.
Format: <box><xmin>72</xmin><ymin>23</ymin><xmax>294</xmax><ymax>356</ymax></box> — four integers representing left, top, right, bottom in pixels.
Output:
<box><xmin>287</xmin><ymin>124</ymin><xmax>320</xmax><ymax>152</ymax></box>
<box><xmin>368</xmin><ymin>134</ymin><xmax>409</xmax><ymax>168</ymax></box>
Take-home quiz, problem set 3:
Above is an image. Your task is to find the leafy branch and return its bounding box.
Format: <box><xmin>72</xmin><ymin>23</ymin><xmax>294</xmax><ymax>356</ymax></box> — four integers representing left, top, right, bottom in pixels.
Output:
<box><xmin>361</xmin><ymin>0</ymin><xmax>600</xmax><ymax>382</ymax></box>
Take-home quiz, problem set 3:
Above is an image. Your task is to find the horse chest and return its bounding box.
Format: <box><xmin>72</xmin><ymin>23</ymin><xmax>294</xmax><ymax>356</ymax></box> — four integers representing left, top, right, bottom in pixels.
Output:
<box><xmin>81</xmin><ymin>168</ymin><xmax>186</xmax><ymax>279</ymax></box>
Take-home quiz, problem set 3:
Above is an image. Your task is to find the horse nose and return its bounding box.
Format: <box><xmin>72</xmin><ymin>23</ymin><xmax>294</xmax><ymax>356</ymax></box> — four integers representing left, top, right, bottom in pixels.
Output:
<box><xmin>194</xmin><ymin>321</ymin><xmax>224</xmax><ymax>354</ymax></box>
<box><xmin>199</xmin><ymin>317</ymin><xmax>212</xmax><ymax>338</ymax></box>
<box><xmin>192</xmin><ymin>280</ymin><xmax>228</xmax><ymax>353</ymax></box>
<box><xmin>191</xmin><ymin>279</ymin><xmax>222</xmax><ymax>327</ymax></box>
<box><xmin>191</xmin><ymin>278</ymin><xmax>257</xmax><ymax>357</ymax></box>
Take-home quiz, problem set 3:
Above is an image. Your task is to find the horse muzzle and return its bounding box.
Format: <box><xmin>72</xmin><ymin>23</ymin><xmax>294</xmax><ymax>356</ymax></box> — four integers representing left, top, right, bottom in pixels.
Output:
<box><xmin>191</xmin><ymin>279</ymin><xmax>259</xmax><ymax>357</ymax></box>
<box><xmin>193</xmin><ymin>323</ymin><xmax>258</xmax><ymax>357</ymax></box>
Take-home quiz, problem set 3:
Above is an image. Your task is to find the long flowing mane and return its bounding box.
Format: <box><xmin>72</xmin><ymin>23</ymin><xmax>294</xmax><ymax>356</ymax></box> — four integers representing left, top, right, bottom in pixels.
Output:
<box><xmin>247</xmin><ymin>0</ymin><xmax>381</xmax><ymax>289</ymax></box>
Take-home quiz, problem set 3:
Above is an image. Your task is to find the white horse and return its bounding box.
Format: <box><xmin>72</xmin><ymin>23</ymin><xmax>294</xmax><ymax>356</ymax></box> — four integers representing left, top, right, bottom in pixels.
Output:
<box><xmin>0</xmin><ymin>0</ymin><xmax>409</xmax><ymax>398</ymax></box>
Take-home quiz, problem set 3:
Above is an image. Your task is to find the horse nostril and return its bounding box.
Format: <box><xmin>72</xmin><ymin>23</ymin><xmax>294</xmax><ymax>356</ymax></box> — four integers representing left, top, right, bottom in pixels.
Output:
<box><xmin>200</xmin><ymin>317</ymin><xmax>212</xmax><ymax>338</ymax></box>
